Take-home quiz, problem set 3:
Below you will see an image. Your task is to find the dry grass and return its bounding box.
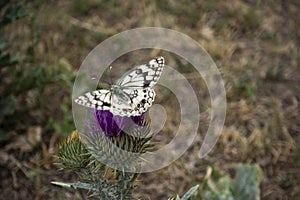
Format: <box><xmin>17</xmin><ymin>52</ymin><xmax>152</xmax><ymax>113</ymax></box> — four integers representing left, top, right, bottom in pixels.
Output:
<box><xmin>1</xmin><ymin>0</ymin><xmax>300</xmax><ymax>199</ymax></box>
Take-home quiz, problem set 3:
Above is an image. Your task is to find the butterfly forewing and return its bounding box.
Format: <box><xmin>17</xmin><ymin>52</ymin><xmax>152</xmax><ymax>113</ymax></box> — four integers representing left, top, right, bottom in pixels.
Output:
<box><xmin>74</xmin><ymin>89</ymin><xmax>111</xmax><ymax>110</ymax></box>
<box><xmin>116</xmin><ymin>57</ymin><xmax>164</xmax><ymax>88</ymax></box>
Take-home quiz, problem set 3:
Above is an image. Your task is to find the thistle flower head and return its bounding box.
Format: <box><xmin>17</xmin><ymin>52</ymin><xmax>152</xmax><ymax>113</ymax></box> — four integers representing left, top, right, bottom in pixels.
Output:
<box><xmin>82</xmin><ymin>109</ymin><xmax>152</xmax><ymax>171</ymax></box>
<box><xmin>92</xmin><ymin>109</ymin><xmax>145</xmax><ymax>137</ymax></box>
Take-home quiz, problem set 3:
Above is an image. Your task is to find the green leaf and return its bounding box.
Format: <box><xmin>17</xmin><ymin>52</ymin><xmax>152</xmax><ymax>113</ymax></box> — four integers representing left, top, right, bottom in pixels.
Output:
<box><xmin>51</xmin><ymin>181</ymin><xmax>94</xmax><ymax>190</ymax></box>
<box><xmin>0</xmin><ymin>51</ymin><xmax>23</xmax><ymax>69</ymax></box>
<box><xmin>200</xmin><ymin>167</ymin><xmax>235</xmax><ymax>200</ymax></box>
<box><xmin>181</xmin><ymin>185</ymin><xmax>199</xmax><ymax>200</ymax></box>
<box><xmin>0</xmin><ymin>2</ymin><xmax>28</xmax><ymax>28</ymax></box>
<box><xmin>51</xmin><ymin>181</ymin><xmax>74</xmax><ymax>188</ymax></box>
<box><xmin>169</xmin><ymin>185</ymin><xmax>199</xmax><ymax>200</ymax></box>
<box><xmin>199</xmin><ymin>165</ymin><xmax>262</xmax><ymax>200</ymax></box>
<box><xmin>232</xmin><ymin>164</ymin><xmax>261</xmax><ymax>200</ymax></box>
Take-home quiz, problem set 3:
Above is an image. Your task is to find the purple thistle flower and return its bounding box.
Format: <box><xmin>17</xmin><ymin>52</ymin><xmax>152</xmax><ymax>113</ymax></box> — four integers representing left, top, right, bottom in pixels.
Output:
<box><xmin>90</xmin><ymin>109</ymin><xmax>145</xmax><ymax>137</ymax></box>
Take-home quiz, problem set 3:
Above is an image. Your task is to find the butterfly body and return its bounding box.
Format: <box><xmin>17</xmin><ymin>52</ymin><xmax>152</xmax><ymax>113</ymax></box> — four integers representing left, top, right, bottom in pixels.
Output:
<box><xmin>74</xmin><ymin>57</ymin><xmax>164</xmax><ymax>116</ymax></box>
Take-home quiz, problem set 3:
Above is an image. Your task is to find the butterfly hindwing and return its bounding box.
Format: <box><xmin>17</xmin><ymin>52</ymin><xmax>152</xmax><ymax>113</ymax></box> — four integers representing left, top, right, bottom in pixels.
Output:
<box><xmin>111</xmin><ymin>87</ymin><xmax>156</xmax><ymax>116</ymax></box>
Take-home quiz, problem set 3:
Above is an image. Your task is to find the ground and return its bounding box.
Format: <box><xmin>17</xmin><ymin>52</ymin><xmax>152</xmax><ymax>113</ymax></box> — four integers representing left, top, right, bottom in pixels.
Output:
<box><xmin>0</xmin><ymin>0</ymin><xmax>299</xmax><ymax>199</ymax></box>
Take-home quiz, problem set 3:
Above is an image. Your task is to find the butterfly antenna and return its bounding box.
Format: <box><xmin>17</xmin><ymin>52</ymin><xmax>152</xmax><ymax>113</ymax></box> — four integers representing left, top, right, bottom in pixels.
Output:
<box><xmin>109</xmin><ymin>65</ymin><xmax>113</xmax><ymax>86</ymax></box>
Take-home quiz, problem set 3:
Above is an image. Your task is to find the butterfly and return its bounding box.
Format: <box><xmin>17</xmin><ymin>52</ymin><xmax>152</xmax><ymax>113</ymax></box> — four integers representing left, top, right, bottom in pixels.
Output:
<box><xmin>74</xmin><ymin>57</ymin><xmax>164</xmax><ymax>116</ymax></box>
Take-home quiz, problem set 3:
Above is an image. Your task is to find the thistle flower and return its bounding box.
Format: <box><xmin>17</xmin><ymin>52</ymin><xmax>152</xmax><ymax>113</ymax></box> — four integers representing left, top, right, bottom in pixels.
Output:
<box><xmin>84</xmin><ymin>109</ymin><xmax>152</xmax><ymax>166</ymax></box>
<box><xmin>56</xmin><ymin>109</ymin><xmax>153</xmax><ymax>199</ymax></box>
<box><xmin>91</xmin><ymin>109</ymin><xmax>146</xmax><ymax>137</ymax></box>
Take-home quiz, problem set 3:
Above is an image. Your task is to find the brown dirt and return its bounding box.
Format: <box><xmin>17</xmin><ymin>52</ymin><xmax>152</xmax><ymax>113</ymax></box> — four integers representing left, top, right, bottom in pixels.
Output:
<box><xmin>1</xmin><ymin>1</ymin><xmax>300</xmax><ymax>199</ymax></box>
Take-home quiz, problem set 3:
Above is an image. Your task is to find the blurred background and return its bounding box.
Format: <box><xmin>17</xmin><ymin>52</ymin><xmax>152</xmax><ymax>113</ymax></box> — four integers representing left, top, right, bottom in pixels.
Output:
<box><xmin>0</xmin><ymin>0</ymin><xmax>299</xmax><ymax>199</ymax></box>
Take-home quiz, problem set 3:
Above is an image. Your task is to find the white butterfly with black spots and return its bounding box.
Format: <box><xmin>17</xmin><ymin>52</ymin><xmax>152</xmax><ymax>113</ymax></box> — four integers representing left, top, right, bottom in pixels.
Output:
<box><xmin>74</xmin><ymin>57</ymin><xmax>164</xmax><ymax>116</ymax></box>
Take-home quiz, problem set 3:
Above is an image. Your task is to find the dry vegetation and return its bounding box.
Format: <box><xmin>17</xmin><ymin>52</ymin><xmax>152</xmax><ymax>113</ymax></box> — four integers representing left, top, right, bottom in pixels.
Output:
<box><xmin>1</xmin><ymin>0</ymin><xmax>299</xmax><ymax>199</ymax></box>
